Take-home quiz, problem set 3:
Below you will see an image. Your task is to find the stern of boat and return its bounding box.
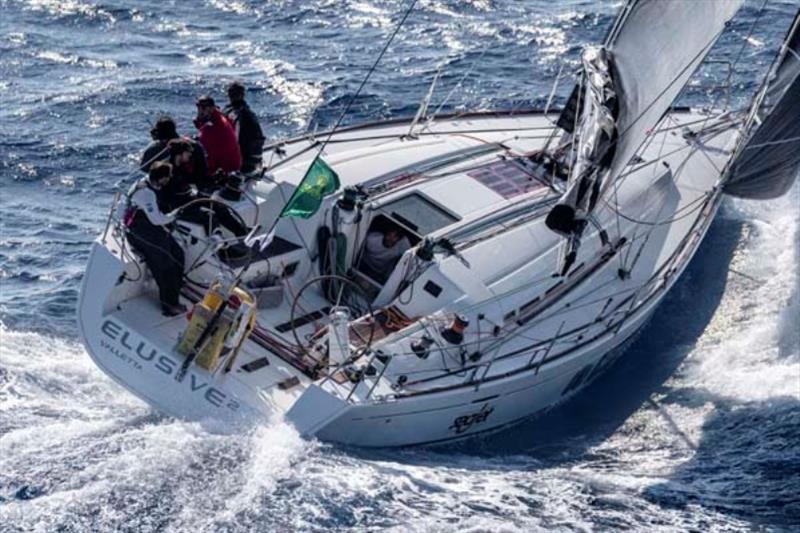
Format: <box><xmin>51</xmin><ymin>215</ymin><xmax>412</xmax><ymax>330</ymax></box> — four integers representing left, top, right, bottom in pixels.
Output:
<box><xmin>77</xmin><ymin>233</ymin><xmax>267</xmax><ymax>427</ymax></box>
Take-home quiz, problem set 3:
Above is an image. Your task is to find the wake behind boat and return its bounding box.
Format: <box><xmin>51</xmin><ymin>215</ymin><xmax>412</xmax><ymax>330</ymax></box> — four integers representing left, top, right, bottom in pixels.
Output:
<box><xmin>78</xmin><ymin>1</ymin><xmax>800</xmax><ymax>447</ymax></box>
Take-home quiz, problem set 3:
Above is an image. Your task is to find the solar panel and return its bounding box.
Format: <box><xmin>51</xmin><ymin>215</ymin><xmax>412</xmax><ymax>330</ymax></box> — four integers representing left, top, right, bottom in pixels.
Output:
<box><xmin>468</xmin><ymin>160</ymin><xmax>548</xmax><ymax>199</ymax></box>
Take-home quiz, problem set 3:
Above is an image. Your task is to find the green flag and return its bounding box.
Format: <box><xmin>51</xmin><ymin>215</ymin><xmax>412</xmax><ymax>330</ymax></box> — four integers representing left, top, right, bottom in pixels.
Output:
<box><xmin>279</xmin><ymin>156</ymin><xmax>341</xmax><ymax>219</ymax></box>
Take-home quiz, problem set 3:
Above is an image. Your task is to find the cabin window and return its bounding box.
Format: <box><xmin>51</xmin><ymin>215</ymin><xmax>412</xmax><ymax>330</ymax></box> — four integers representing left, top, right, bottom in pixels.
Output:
<box><xmin>375</xmin><ymin>192</ymin><xmax>459</xmax><ymax>236</ymax></box>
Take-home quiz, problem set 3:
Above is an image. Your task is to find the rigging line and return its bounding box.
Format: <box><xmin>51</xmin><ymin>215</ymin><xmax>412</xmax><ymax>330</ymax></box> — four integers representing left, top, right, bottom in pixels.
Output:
<box><xmin>661</xmin><ymin>114</ymin><xmax>730</xmax><ymax>193</ymax></box>
<box><xmin>523</xmin><ymin>283</ymin><xmax>643</xmax><ymax>330</ymax></box>
<box><xmin>317</xmin><ymin>127</ymin><xmax>556</xmax><ymax>145</ymax></box>
<box><xmin>612</xmin><ymin>169</ymin><xmax>625</xmax><ymax>271</ymax></box>
<box><xmin>264</xmin><ymin>140</ymin><xmax>320</xmax><ymax>173</ymax></box>
<box><xmin>731</xmin><ymin>0</ymin><xmax>770</xmax><ymax>72</ymax></box>
<box><xmin>721</xmin><ymin>1</ymin><xmax>776</xmax><ymax>168</ymax></box>
<box><xmin>662</xmin><ymin>42</ymin><xmax>752</xmax><ymax>189</ymax></box>
<box><xmin>611</xmin><ymin>26</ymin><xmax>731</xmax><ymax>158</ymax></box>
<box><xmin>622</xmin><ymin>118</ymin><xmax>672</xmax><ymax>270</ymax></box>
<box><xmin>541</xmin><ymin>66</ymin><xmax>571</xmax><ymax>154</ymax></box>
<box><xmin>706</xmin><ymin>0</ymin><xmax>768</xmax><ymax>112</ymax></box>
<box><xmin>607</xmin><ymin>111</ymin><xmax>674</xmax><ymax>270</ymax></box>
<box><xmin>313</xmin><ymin>0</ymin><xmax>418</xmax><ymax>161</ymax></box>
<box><xmin>422</xmin><ymin>42</ymin><xmax>492</xmax><ymax>133</ymax></box>
<box><xmin>671</xmin><ymin>52</ymin><xmax>742</xmax><ymax>182</ymax></box>
<box><xmin>624</xmin><ymin>194</ymin><xmax>678</xmax><ymax>275</ymax></box>
<box><xmin>601</xmin><ymin>189</ymin><xmax>711</xmax><ymax>228</ymax></box>
<box><xmin>250</xmin><ymin>0</ymin><xmax>418</xmax><ymax>274</ymax></box>
<box><xmin>651</xmin><ymin>114</ymin><xmax>736</xmax><ymax>134</ymax></box>
<box><xmin>741</xmin><ymin>135</ymin><xmax>800</xmax><ymax>149</ymax></box>
<box><xmin>609</xmin><ymin>114</ymin><xmax>734</xmax><ymax>199</ymax></box>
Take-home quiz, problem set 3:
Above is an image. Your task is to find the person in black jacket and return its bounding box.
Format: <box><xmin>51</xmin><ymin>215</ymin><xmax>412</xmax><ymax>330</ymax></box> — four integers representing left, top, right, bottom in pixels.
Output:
<box><xmin>165</xmin><ymin>138</ymin><xmax>210</xmax><ymax>197</ymax></box>
<box><xmin>224</xmin><ymin>82</ymin><xmax>265</xmax><ymax>175</ymax></box>
<box><xmin>124</xmin><ymin>162</ymin><xmax>187</xmax><ymax>316</ymax></box>
<box><xmin>141</xmin><ymin>116</ymin><xmax>179</xmax><ymax>172</ymax></box>
<box><xmin>160</xmin><ymin>139</ymin><xmax>248</xmax><ymax>237</ymax></box>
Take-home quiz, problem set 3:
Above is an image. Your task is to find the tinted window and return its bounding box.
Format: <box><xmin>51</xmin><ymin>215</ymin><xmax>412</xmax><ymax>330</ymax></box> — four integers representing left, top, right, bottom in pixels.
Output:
<box><xmin>377</xmin><ymin>193</ymin><xmax>459</xmax><ymax>235</ymax></box>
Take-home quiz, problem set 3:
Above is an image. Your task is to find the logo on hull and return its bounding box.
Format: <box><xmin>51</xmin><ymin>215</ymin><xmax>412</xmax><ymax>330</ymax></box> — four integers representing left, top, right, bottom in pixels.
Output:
<box><xmin>449</xmin><ymin>403</ymin><xmax>494</xmax><ymax>434</ymax></box>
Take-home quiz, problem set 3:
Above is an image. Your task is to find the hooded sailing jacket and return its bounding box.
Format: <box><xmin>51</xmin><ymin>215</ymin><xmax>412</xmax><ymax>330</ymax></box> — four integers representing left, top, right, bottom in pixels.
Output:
<box><xmin>194</xmin><ymin>108</ymin><xmax>242</xmax><ymax>176</ymax></box>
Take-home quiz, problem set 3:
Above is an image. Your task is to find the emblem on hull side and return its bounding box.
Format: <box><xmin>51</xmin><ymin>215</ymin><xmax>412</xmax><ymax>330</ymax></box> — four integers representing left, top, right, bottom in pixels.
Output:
<box><xmin>449</xmin><ymin>403</ymin><xmax>494</xmax><ymax>434</ymax></box>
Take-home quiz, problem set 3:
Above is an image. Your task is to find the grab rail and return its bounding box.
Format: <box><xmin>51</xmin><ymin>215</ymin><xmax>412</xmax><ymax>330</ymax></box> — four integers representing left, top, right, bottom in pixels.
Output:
<box><xmin>101</xmin><ymin>191</ymin><xmax>121</xmax><ymax>245</ymax></box>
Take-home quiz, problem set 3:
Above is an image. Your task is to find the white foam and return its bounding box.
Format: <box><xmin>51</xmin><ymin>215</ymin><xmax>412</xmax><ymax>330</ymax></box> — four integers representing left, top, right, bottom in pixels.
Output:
<box><xmin>0</xmin><ymin>327</ymin><xmax>312</xmax><ymax>531</ymax></box>
<box><xmin>686</xmin><ymin>183</ymin><xmax>800</xmax><ymax>401</ymax></box>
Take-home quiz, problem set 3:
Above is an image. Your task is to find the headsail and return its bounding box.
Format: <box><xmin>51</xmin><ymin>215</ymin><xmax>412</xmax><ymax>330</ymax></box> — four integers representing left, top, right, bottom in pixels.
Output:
<box><xmin>547</xmin><ymin>46</ymin><xmax>618</xmax><ymax>236</ymax></box>
<box><xmin>547</xmin><ymin>0</ymin><xmax>744</xmax><ymax>236</ymax></box>
<box><xmin>725</xmin><ymin>9</ymin><xmax>800</xmax><ymax>199</ymax></box>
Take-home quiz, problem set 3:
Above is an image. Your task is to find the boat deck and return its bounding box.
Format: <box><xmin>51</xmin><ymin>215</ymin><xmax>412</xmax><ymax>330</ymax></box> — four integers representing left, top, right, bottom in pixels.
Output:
<box><xmin>83</xmin><ymin>109</ymin><xmax>740</xmax><ymax>424</ymax></box>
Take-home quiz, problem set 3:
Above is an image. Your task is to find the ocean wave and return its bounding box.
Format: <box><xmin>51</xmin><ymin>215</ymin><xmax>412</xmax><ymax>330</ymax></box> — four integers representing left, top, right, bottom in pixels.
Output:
<box><xmin>0</xmin><ymin>1</ymin><xmax>798</xmax><ymax>530</ymax></box>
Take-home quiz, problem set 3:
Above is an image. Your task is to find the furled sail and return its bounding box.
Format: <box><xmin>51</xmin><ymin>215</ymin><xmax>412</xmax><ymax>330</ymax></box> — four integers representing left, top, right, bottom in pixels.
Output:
<box><xmin>547</xmin><ymin>0</ymin><xmax>744</xmax><ymax>236</ymax></box>
<box><xmin>725</xmin><ymin>10</ymin><xmax>800</xmax><ymax>199</ymax></box>
<box><xmin>547</xmin><ymin>46</ymin><xmax>618</xmax><ymax>236</ymax></box>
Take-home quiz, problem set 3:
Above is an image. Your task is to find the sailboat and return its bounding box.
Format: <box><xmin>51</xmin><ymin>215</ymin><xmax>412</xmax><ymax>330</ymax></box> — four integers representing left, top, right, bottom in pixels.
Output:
<box><xmin>78</xmin><ymin>1</ymin><xmax>800</xmax><ymax>447</ymax></box>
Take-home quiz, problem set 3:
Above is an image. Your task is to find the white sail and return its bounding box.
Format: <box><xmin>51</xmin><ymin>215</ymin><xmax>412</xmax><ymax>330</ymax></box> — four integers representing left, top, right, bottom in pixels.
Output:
<box><xmin>547</xmin><ymin>0</ymin><xmax>744</xmax><ymax>236</ymax></box>
<box><xmin>604</xmin><ymin>0</ymin><xmax>744</xmax><ymax>183</ymax></box>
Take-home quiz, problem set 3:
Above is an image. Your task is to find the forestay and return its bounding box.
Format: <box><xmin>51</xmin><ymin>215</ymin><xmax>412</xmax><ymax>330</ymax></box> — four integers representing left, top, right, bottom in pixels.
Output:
<box><xmin>725</xmin><ymin>9</ymin><xmax>800</xmax><ymax>199</ymax></box>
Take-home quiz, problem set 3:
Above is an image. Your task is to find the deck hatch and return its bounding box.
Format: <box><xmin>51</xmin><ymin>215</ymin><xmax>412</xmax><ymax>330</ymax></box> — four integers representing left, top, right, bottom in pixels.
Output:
<box><xmin>376</xmin><ymin>192</ymin><xmax>459</xmax><ymax>236</ymax></box>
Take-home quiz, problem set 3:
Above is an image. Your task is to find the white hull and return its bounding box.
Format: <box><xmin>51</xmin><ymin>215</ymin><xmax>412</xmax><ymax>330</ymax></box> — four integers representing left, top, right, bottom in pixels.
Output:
<box><xmin>78</xmin><ymin>110</ymin><xmax>737</xmax><ymax>447</ymax></box>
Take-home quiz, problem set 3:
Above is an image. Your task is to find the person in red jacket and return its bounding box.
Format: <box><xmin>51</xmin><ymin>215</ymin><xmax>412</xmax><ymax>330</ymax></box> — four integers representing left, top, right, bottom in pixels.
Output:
<box><xmin>194</xmin><ymin>95</ymin><xmax>242</xmax><ymax>177</ymax></box>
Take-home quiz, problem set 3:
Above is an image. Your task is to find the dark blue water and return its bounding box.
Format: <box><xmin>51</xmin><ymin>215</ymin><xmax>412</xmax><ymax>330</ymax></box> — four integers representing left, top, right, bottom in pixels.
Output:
<box><xmin>1</xmin><ymin>1</ymin><xmax>798</xmax><ymax>530</ymax></box>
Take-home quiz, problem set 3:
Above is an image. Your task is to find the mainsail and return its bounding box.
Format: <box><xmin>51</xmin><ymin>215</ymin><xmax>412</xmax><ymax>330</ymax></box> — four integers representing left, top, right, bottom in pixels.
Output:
<box><xmin>547</xmin><ymin>0</ymin><xmax>744</xmax><ymax>236</ymax></box>
<box><xmin>725</xmin><ymin>9</ymin><xmax>800</xmax><ymax>199</ymax></box>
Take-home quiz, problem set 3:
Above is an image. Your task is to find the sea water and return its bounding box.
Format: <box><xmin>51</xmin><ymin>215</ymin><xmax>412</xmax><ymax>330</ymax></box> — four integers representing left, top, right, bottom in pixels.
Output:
<box><xmin>1</xmin><ymin>1</ymin><xmax>798</xmax><ymax>530</ymax></box>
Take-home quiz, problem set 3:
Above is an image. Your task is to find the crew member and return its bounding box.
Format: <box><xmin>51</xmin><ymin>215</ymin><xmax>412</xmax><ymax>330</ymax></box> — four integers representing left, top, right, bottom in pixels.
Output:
<box><xmin>124</xmin><ymin>162</ymin><xmax>187</xmax><ymax>316</ymax></box>
<box><xmin>141</xmin><ymin>116</ymin><xmax>180</xmax><ymax>172</ymax></box>
<box><xmin>161</xmin><ymin>139</ymin><xmax>249</xmax><ymax>237</ymax></box>
<box><xmin>224</xmin><ymin>81</ymin><xmax>265</xmax><ymax>175</ymax></box>
<box><xmin>359</xmin><ymin>228</ymin><xmax>411</xmax><ymax>284</ymax></box>
<box><xmin>194</xmin><ymin>95</ymin><xmax>242</xmax><ymax>177</ymax></box>
<box><xmin>166</xmin><ymin>138</ymin><xmax>210</xmax><ymax>196</ymax></box>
